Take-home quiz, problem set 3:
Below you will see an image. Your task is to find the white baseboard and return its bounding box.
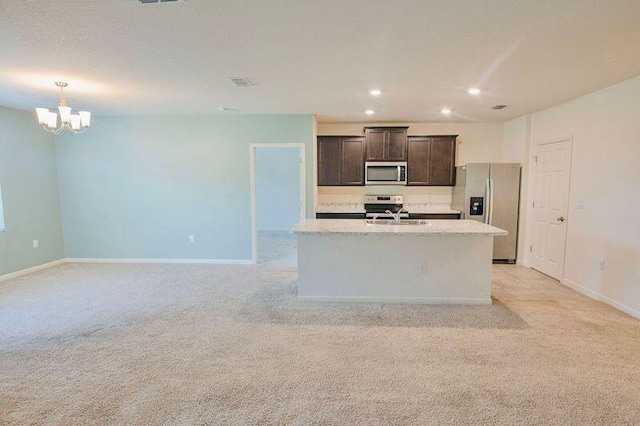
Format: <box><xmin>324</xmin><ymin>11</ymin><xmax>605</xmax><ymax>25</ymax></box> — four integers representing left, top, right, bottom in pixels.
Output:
<box><xmin>0</xmin><ymin>256</ymin><xmax>257</xmax><ymax>283</ymax></box>
<box><xmin>561</xmin><ymin>278</ymin><xmax>600</xmax><ymax>299</ymax></box>
<box><xmin>562</xmin><ymin>278</ymin><xmax>640</xmax><ymax>320</ymax></box>
<box><xmin>65</xmin><ymin>257</ymin><xmax>256</xmax><ymax>265</ymax></box>
<box><xmin>0</xmin><ymin>257</ymin><xmax>256</xmax><ymax>282</ymax></box>
<box><xmin>0</xmin><ymin>258</ymin><xmax>66</xmax><ymax>282</ymax></box>
<box><xmin>297</xmin><ymin>296</ymin><xmax>492</xmax><ymax>305</ymax></box>
<box><xmin>599</xmin><ymin>293</ymin><xmax>640</xmax><ymax>320</ymax></box>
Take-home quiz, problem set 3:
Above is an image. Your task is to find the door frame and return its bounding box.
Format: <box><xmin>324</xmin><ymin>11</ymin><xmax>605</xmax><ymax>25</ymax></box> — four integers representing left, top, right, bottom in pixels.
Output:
<box><xmin>526</xmin><ymin>135</ymin><xmax>573</xmax><ymax>279</ymax></box>
<box><xmin>249</xmin><ymin>143</ymin><xmax>306</xmax><ymax>264</ymax></box>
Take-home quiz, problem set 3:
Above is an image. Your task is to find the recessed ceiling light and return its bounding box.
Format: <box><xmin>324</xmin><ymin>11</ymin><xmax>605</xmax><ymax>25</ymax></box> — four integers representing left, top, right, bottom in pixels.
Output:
<box><xmin>441</xmin><ymin>108</ymin><xmax>452</xmax><ymax>115</ymax></box>
<box><xmin>365</xmin><ymin>110</ymin><xmax>375</xmax><ymax>115</ymax></box>
<box><xmin>369</xmin><ymin>89</ymin><xmax>382</xmax><ymax>96</ymax></box>
<box><xmin>468</xmin><ymin>88</ymin><xmax>481</xmax><ymax>95</ymax></box>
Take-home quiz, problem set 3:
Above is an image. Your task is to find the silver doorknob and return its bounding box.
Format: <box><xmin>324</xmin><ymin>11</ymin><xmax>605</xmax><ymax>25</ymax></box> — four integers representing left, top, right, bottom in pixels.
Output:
<box><xmin>557</xmin><ymin>216</ymin><xmax>565</xmax><ymax>222</ymax></box>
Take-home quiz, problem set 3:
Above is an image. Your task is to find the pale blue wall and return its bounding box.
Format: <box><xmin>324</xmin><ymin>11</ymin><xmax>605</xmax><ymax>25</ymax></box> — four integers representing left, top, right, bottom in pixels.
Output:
<box><xmin>55</xmin><ymin>115</ymin><xmax>313</xmax><ymax>260</ymax></box>
<box><xmin>256</xmin><ymin>147</ymin><xmax>301</xmax><ymax>231</ymax></box>
<box><xmin>0</xmin><ymin>106</ymin><xmax>65</xmax><ymax>275</ymax></box>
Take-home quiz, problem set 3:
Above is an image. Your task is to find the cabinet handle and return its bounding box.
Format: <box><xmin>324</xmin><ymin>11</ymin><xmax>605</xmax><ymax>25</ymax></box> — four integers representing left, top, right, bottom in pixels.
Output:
<box><xmin>557</xmin><ymin>216</ymin><xmax>565</xmax><ymax>222</ymax></box>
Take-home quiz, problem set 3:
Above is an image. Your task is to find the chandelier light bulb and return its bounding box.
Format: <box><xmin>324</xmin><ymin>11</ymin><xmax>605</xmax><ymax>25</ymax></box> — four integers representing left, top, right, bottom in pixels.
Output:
<box><xmin>79</xmin><ymin>111</ymin><xmax>91</xmax><ymax>127</ymax></box>
<box><xmin>47</xmin><ymin>112</ymin><xmax>58</xmax><ymax>129</ymax></box>
<box><xmin>58</xmin><ymin>106</ymin><xmax>71</xmax><ymax>124</ymax></box>
<box><xmin>35</xmin><ymin>108</ymin><xmax>49</xmax><ymax>124</ymax></box>
<box><xmin>70</xmin><ymin>114</ymin><xmax>81</xmax><ymax>130</ymax></box>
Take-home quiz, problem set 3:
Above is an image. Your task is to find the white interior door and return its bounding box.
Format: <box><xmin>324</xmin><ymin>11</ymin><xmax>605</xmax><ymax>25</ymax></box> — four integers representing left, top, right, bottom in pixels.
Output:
<box><xmin>531</xmin><ymin>138</ymin><xmax>572</xmax><ymax>279</ymax></box>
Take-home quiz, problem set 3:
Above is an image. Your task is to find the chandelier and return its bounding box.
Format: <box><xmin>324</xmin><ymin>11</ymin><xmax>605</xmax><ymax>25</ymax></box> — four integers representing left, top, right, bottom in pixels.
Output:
<box><xmin>35</xmin><ymin>82</ymin><xmax>91</xmax><ymax>135</ymax></box>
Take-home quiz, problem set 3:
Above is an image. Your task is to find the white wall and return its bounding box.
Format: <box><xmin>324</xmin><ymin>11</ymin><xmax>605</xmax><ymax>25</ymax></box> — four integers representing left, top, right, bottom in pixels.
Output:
<box><xmin>256</xmin><ymin>147</ymin><xmax>301</xmax><ymax>231</ymax></box>
<box><xmin>517</xmin><ymin>75</ymin><xmax>640</xmax><ymax>318</ymax></box>
<box><xmin>502</xmin><ymin>116</ymin><xmax>528</xmax><ymax>163</ymax></box>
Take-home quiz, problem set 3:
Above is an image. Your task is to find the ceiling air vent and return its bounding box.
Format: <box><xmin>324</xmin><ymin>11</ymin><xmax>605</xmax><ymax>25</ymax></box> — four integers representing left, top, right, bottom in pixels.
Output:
<box><xmin>491</xmin><ymin>105</ymin><xmax>508</xmax><ymax>110</ymax></box>
<box><xmin>228</xmin><ymin>77</ymin><xmax>254</xmax><ymax>88</ymax></box>
<box><xmin>138</xmin><ymin>0</ymin><xmax>184</xmax><ymax>4</ymax></box>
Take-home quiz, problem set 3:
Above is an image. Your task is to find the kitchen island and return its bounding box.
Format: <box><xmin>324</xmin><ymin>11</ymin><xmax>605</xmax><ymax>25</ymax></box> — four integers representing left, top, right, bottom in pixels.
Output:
<box><xmin>290</xmin><ymin>219</ymin><xmax>507</xmax><ymax>304</ymax></box>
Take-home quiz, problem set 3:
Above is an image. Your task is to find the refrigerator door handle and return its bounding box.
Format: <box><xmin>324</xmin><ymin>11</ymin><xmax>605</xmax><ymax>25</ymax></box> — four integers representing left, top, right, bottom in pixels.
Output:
<box><xmin>488</xmin><ymin>179</ymin><xmax>495</xmax><ymax>225</ymax></box>
<box><xmin>484</xmin><ymin>179</ymin><xmax>490</xmax><ymax>224</ymax></box>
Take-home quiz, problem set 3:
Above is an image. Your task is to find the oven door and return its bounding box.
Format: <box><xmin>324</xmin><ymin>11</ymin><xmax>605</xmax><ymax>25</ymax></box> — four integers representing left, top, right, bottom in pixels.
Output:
<box><xmin>365</xmin><ymin>162</ymin><xmax>407</xmax><ymax>185</ymax></box>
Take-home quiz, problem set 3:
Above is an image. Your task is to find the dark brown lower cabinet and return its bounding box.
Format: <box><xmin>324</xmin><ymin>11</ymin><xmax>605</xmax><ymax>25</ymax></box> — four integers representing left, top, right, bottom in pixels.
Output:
<box><xmin>408</xmin><ymin>213</ymin><xmax>461</xmax><ymax>220</ymax></box>
<box><xmin>407</xmin><ymin>135</ymin><xmax>457</xmax><ymax>186</ymax></box>
<box><xmin>316</xmin><ymin>213</ymin><xmax>459</xmax><ymax>219</ymax></box>
<box><xmin>318</xmin><ymin>136</ymin><xmax>364</xmax><ymax>186</ymax></box>
<box><xmin>316</xmin><ymin>213</ymin><xmax>366</xmax><ymax>219</ymax></box>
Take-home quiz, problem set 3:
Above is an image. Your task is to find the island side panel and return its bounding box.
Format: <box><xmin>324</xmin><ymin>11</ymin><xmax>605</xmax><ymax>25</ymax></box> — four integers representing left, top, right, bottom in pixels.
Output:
<box><xmin>296</xmin><ymin>234</ymin><xmax>493</xmax><ymax>304</ymax></box>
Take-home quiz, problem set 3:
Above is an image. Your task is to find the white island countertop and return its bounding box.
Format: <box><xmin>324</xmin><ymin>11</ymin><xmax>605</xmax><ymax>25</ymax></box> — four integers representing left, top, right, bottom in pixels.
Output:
<box><xmin>290</xmin><ymin>219</ymin><xmax>507</xmax><ymax>236</ymax></box>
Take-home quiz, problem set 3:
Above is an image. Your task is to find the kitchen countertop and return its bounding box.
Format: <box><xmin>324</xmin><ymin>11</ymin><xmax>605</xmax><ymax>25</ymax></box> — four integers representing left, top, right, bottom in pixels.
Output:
<box><xmin>315</xmin><ymin>203</ymin><xmax>460</xmax><ymax>214</ymax></box>
<box><xmin>290</xmin><ymin>219</ymin><xmax>507</xmax><ymax>236</ymax></box>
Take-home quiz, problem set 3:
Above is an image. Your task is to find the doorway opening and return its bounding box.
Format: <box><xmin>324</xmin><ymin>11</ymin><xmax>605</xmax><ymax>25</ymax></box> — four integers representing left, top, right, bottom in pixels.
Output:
<box><xmin>249</xmin><ymin>144</ymin><xmax>306</xmax><ymax>265</ymax></box>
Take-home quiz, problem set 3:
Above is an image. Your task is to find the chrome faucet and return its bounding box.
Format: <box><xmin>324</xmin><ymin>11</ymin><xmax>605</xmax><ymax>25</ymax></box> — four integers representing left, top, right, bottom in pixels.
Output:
<box><xmin>385</xmin><ymin>208</ymin><xmax>407</xmax><ymax>223</ymax></box>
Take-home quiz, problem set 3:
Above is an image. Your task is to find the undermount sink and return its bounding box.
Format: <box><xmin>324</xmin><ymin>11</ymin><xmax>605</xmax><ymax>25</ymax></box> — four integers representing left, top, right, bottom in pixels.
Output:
<box><xmin>364</xmin><ymin>219</ymin><xmax>431</xmax><ymax>226</ymax></box>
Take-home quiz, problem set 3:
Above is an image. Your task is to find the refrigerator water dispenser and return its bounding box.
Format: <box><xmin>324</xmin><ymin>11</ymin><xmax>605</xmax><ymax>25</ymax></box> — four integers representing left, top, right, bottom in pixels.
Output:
<box><xmin>470</xmin><ymin>197</ymin><xmax>484</xmax><ymax>215</ymax></box>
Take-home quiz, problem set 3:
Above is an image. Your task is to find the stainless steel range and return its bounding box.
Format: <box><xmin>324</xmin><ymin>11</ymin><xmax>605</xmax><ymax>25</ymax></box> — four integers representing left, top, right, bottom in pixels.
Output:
<box><xmin>364</xmin><ymin>195</ymin><xmax>409</xmax><ymax>219</ymax></box>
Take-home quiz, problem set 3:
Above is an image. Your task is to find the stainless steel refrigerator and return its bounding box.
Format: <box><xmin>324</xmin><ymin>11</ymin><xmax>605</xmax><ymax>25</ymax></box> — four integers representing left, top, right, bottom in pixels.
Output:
<box><xmin>452</xmin><ymin>163</ymin><xmax>521</xmax><ymax>263</ymax></box>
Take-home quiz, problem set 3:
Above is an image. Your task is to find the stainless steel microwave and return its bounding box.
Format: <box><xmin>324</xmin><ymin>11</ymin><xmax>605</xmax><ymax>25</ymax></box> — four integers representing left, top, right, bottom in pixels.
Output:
<box><xmin>365</xmin><ymin>162</ymin><xmax>407</xmax><ymax>185</ymax></box>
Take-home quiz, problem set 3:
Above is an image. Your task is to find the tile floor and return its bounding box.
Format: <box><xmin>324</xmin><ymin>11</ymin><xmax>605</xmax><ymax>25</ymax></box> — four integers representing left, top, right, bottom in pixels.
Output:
<box><xmin>491</xmin><ymin>264</ymin><xmax>588</xmax><ymax>301</ymax></box>
<box><xmin>257</xmin><ymin>231</ymin><xmax>297</xmax><ymax>268</ymax></box>
<box><xmin>260</xmin><ymin>231</ymin><xmax>588</xmax><ymax>303</ymax></box>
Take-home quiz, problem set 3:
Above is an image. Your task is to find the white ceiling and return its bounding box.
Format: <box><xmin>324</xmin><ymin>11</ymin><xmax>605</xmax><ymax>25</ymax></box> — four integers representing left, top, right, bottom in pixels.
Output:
<box><xmin>1</xmin><ymin>0</ymin><xmax>640</xmax><ymax>123</ymax></box>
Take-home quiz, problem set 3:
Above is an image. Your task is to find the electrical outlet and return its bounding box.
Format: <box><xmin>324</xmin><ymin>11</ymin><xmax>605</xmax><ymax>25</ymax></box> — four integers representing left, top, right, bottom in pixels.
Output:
<box><xmin>189</xmin><ymin>234</ymin><xmax>195</xmax><ymax>243</ymax></box>
<box><xmin>32</xmin><ymin>239</ymin><xmax>39</xmax><ymax>249</ymax></box>
<box><xmin>598</xmin><ymin>259</ymin><xmax>606</xmax><ymax>271</ymax></box>
<box><xmin>419</xmin><ymin>263</ymin><xmax>427</xmax><ymax>273</ymax></box>
<box><xmin>576</xmin><ymin>198</ymin><xmax>585</xmax><ymax>210</ymax></box>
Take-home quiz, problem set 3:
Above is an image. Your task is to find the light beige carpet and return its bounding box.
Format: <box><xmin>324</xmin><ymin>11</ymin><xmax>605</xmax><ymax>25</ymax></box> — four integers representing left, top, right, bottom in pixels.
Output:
<box><xmin>1</xmin><ymin>243</ymin><xmax>639</xmax><ymax>424</ymax></box>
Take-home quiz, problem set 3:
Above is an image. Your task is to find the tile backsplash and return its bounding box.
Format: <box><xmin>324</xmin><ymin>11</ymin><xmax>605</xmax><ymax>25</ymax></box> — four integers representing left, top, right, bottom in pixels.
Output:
<box><xmin>317</xmin><ymin>186</ymin><xmax>453</xmax><ymax>205</ymax></box>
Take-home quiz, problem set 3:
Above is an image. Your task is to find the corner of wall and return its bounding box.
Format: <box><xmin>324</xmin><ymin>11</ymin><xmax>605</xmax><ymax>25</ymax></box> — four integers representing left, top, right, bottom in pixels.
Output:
<box><xmin>312</xmin><ymin>116</ymin><xmax>318</xmax><ymax>216</ymax></box>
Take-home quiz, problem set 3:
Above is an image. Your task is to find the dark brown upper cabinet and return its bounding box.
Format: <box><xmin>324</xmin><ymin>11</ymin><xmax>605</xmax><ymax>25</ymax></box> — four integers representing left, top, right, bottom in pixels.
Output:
<box><xmin>407</xmin><ymin>135</ymin><xmax>457</xmax><ymax>186</ymax></box>
<box><xmin>364</xmin><ymin>127</ymin><xmax>408</xmax><ymax>161</ymax></box>
<box><xmin>318</xmin><ymin>136</ymin><xmax>365</xmax><ymax>186</ymax></box>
